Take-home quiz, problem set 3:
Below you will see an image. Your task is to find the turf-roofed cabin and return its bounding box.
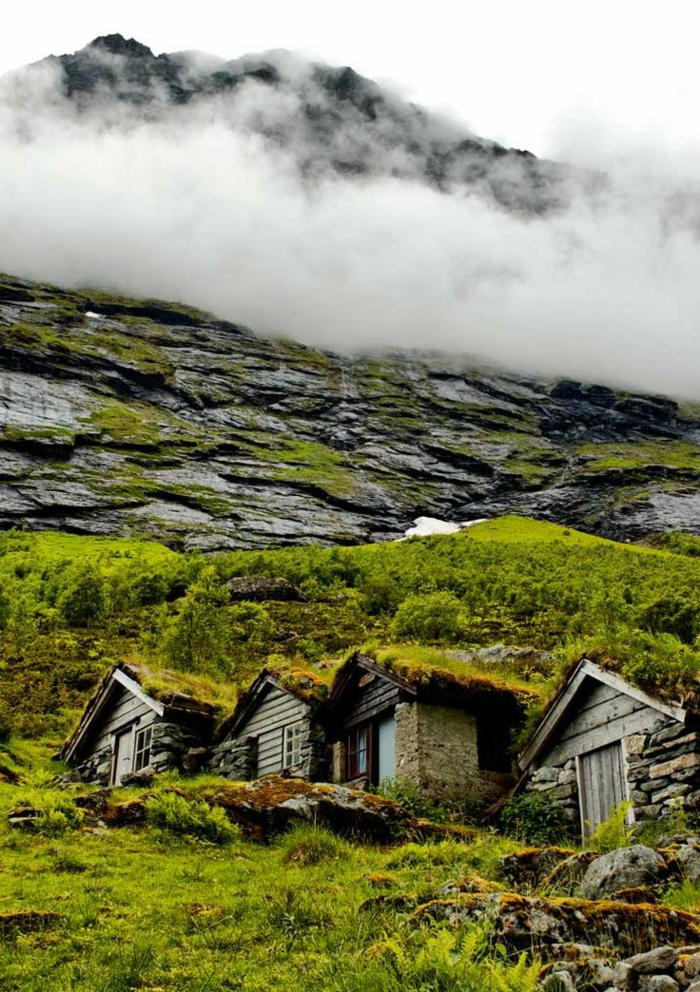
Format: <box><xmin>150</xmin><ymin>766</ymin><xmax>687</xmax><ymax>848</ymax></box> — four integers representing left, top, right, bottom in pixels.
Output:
<box><xmin>518</xmin><ymin>658</ymin><xmax>700</xmax><ymax>838</ymax></box>
<box><xmin>62</xmin><ymin>663</ymin><xmax>221</xmax><ymax>785</ymax></box>
<box><xmin>327</xmin><ymin>652</ymin><xmax>537</xmax><ymax>809</ymax></box>
<box><xmin>209</xmin><ymin>669</ymin><xmax>330</xmax><ymax>781</ymax></box>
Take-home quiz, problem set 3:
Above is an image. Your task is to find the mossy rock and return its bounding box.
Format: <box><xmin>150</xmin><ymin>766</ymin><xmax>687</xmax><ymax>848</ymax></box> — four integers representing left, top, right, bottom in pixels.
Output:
<box><xmin>415</xmin><ymin>892</ymin><xmax>700</xmax><ymax>955</ymax></box>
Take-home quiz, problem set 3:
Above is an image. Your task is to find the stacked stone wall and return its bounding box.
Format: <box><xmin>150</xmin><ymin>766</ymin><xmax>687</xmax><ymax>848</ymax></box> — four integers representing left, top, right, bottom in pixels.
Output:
<box><xmin>625</xmin><ymin>720</ymin><xmax>700</xmax><ymax>821</ymax></box>
<box><xmin>210</xmin><ymin>719</ymin><xmax>330</xmax><ymax>782</ymax></box>
<box><xmin>525</xmin><ymin>758</ymin><xmax>579</xmax><ymax>828</ymax></box>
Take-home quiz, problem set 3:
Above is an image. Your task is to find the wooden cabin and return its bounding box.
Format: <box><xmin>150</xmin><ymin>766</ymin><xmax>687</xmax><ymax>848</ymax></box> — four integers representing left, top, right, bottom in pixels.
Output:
<box><xmin>326</xmin><ymin>652</ymin><xmax>535</xmax><ymax>810</ymax></box>
<box><xmin>210</xmin><ymin>668</ymin><xmax>329</xmax><ymax>781</ymax></box>
<box><xmin>518</xmin><ymin>658</ymin><xmax>700</xmax><ymax>837</ymax></box>
<box><xmin>61</xmin><ymin>663</ymin><xmax>221</xmax><ymax>785</ymax></box>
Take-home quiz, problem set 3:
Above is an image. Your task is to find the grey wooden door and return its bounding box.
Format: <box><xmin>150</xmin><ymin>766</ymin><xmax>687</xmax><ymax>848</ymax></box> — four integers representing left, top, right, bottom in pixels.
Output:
<box><xmin>579</xmin><ymin>741</ymin><xmax>627</xmax><ymax>838</ymax></box>
<box><xmin>112</xmin><ymin>727</ymin><xmax>134</xmax><ymax>785</ymax></box>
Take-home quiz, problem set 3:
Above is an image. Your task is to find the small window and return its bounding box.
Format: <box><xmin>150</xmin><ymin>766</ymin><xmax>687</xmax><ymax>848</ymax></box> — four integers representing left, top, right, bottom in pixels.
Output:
<box><xmin>347</xmin><ymin>724</ymin><xmax>369</xmax><ymax>779</ymax></box>
<box><xmin>133</xmin><ymin>726</ymin><xmax>152</xmax><ymax>772</ymax></box>
<box><xmin>283</xmin><ymin>723</ymin><xmax>304</xmax><ymax>769</ymax></box>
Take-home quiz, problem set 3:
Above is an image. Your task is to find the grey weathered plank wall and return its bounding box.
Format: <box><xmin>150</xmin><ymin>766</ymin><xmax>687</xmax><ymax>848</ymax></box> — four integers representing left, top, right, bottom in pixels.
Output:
<box><xmin>542</xmin><ymin>681</ymin><xmax>665</xmax><ymax>766</ymax></box>
<box><xmin>233</xmin><ymin>687</ymin><xmax>310</xmax><ymax>776</ymax></box>
<box><xmin>343</xmin><ymin>677</ymin><xmax>401</xmax><ymax>728</ymax></box>
<box><xmin>90</xmin><ymin>687</ymin><xmax>156</xmax><ymax>755</ymax></box>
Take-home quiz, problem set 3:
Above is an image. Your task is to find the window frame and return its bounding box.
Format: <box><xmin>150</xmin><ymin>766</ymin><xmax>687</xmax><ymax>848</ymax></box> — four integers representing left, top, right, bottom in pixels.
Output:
<box><xmin>346</xmin><ymin>723</ymin><xmax>370</xmax><ymax>780</ymax></box>
<box><xmin>133</xmin><ymin>725</ymin><xmax>152</xmax><ymax>773</ymax></box>
<box><xmin>282</xmin><ymin>722</ymin><xmax>304</xmax><ymax>770</ymax></box>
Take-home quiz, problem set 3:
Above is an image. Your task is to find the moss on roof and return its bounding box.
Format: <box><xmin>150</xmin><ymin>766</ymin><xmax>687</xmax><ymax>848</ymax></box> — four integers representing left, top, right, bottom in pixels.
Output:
<box><xmin>364</xmin><ymin>646</ymin><xmax>544</xmax><ymax>710</ymax></box>
<box><xmin>120</xmin><ymin>662</ymin><xmax>234</xmax><ymax>719</ymax></box>
<box><xmin>265</xmin><ymin>666</ymin><xmax>330</xmax><ymax>705</ymax></box>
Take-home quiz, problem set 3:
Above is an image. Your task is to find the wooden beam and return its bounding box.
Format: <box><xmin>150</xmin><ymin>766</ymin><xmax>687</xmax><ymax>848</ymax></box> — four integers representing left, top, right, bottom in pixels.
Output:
<box><xmin>579</xmin><ymin>661</ymin><xmax>687</xmax><ymax>723</ymax></box>
<box><xmin>112</xmin><ymin>669</ymin><xmax>165</xmax><ymax>717</ymax></box>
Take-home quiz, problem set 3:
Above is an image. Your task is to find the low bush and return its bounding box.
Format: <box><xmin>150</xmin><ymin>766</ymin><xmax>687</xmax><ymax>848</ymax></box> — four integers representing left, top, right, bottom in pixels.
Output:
<box><xmin>145</xmin><ymin>792</ymin><xmax>239</xmax><ymax>845</ymax></box>
<box><xmin>278</xmin><ymin>824</ymin><xmax>348</xmax><ymax>866</ymax></box>
<box><xmin>499</xmin><ymin>792</ymin><xmax>569</xmax><ymax>845</ymax></box>
<box><xmin>374</xmin><ymin>777</ymin><xmax>451</xmax><ymax>823</ymax></box>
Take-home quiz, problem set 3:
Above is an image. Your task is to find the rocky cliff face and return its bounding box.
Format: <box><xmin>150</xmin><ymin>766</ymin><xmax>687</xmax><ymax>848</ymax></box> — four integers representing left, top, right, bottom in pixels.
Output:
<box><xmin>2</xmin><ymin>271</ymin><xmax>700</xmax><ymax>550</ymax></box>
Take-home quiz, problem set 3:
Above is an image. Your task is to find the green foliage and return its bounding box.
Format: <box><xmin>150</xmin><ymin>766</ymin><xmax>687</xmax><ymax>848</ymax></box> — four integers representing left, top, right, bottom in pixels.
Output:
<box><xmin>499</xmin><ymin>793</ymin><xmax>569</xmax><ymax>845</ymax></box>
<box><xmin>391</xmin><ymin>590</ymin><xmax>466</xmax><ymax>643</ymax></box>
<box><xmin>279</xmin><ymin>824</ymin><xmax>349</xmax><ymax>865</ymax></box>
<box><xmin>144</xmin><ymin>791</ymin><xmax>239</xmax><ymax>844</ymax></box>
<box><xmin>58</xmin><ymin>564</ymin><xmax>107</xmax><ymax>627</ymax></box>
<box><xmin>161</xmin><ymin>567</ymin><xmax>230</xmax><ymax>673</ymax></box>
<box><xmin>586</xmin><ymin>801</ymin><xmax>636</xmax><ymax>853</ymax></box>
<box><xmin>16</xmin><ymin>793</ymin><xmax>84</xmax><ymax>836</ymax></box>
<box><xmin>375</xmin><ymin>777</ymin><xmax>452</xmax><ymax>823</ymax></box>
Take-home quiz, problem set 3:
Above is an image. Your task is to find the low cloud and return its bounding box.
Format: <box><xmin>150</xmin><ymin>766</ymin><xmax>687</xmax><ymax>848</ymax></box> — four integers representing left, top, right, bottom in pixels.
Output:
<box><xmin>2</xmin><ymin>48</ymin><xmax>700</xmax><ymax>398</ymax></box>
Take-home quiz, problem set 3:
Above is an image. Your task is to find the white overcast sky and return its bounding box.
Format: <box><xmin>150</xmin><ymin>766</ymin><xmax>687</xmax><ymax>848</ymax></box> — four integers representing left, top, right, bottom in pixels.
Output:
<box><xmin>3</xmin><ymin>0</ymin><xmax>700</xmax><ymax>158</ymax></box>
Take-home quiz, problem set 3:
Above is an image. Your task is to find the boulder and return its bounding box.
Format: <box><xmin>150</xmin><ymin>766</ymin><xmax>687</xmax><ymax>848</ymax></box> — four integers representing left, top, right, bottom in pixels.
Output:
<box><xmin>670</xmin><ymin>843</ymin><xmax>700</xmax><ymax>885</ymax></box>
<box><xmin>499</xmin><ymin>847</ymin><xmax>588</xmax><ymax>891</ymax></box>
<box><xmin>105</xmin><ymin>775</ymin><xmax>453</xmax><ymax>843</ymax></box>
<box><xmin>579</xmin><ymin>846</ymin><xmax>667</xmax><ymax>900</ymax></box>
<box><xmin>226</xmin><ymin>576</ymin><xmax>307</xmax><ymax>603</ymax></box>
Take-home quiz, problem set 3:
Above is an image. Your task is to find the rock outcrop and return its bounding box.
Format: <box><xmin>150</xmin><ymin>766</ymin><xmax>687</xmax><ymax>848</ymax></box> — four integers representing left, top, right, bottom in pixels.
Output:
<box><xmin>1</xmin><ymin>272</ymin><xmax>700</xmax><ymax>549</ymax></box>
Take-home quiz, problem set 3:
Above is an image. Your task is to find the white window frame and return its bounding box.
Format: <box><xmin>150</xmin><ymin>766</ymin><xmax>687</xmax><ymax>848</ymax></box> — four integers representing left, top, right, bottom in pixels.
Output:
<box><xmin>282</xmin><ymin>722</ymin><xmax>304</xmax><ymax>769</ymax></box>
<box><xmin>133</xmin><ymin>725</ymin><xmax>152</xmax><ymax>772</ymax></box>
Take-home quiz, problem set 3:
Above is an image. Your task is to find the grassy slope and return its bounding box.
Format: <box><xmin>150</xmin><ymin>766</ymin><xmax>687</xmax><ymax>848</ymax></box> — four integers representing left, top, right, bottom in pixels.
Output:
<box><xmin>4</xmin><ymin>515</ymin><xmax>700</xmax><ymax>746</ymax></box>
<box><xmin>2</xmin><ymin>519</ymin><xmax>700</xmax><ymax>987</ymax></box>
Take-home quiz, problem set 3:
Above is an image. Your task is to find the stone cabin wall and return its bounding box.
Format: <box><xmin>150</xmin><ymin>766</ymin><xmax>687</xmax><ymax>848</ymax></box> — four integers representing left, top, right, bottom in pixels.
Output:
<box><xmin>75</xmin><ymin>718</ymin><xmax>206</xmax><ymax>785</ymax></box>
<box><xmin>331</xmin><ymin>701</ymin><xmax>513</xmax><ymax>810</ymax></box>
<box><xmin>525</xmin><ymin>714</ymin><xmax>700</xmax><ymax>830</ymax></box>
<box><xmin>209</xmin><ymin>719</ymin><xmax>329</xmax><ymax>782</ymax></box>
<box><xmin>396</xmin><ymin>702</ymin><xmax>512</xmax><ymax>809</ymax></box>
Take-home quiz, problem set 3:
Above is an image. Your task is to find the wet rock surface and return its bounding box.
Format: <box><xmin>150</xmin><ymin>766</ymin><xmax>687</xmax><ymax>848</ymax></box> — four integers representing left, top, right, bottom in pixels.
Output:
<box><xmin>2</xmin><ymin>273</ymin><xmax>700</xmax><ymax>549</ymax></box>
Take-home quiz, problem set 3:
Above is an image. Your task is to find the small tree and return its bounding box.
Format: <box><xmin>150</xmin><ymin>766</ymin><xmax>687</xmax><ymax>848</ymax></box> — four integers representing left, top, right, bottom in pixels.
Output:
<box><xmin>162</xmin><ymin>567</ymin><xmax>229</xmax><ymax>672</ymax></box>
<box><xmin>391</xmin><ymin>591</ymin><xmax>465</xmax><ymax>643</ymax></box>
<box><xmin>58</xmin><ymin>564</ymin><xmax>107</xmax><ymax>627</ymax></box>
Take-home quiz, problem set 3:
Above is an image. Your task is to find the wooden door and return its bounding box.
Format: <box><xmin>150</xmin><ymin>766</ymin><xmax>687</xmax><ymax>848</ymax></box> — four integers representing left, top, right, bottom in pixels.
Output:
<box><xmin>112</xmin><ymin>727</ymin><xmax>134</xmax><ymax>785</ymax></box>
<box><xmin>578</xmin><ymin>741</ymin><xmax>627</xmax><ymax>838</ymax></box>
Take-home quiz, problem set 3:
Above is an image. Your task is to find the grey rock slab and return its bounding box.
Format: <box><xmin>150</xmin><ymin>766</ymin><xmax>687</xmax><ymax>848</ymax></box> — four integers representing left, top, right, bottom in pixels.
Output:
<box><xmin>624</xmin><ymin>946</ymin><xmax>678</xmax><ymax>975</ymax></box>
<box><xmin>579</xmin><ymin>846</ymin><xmax>668</xmax><ymax>900</ymax></box>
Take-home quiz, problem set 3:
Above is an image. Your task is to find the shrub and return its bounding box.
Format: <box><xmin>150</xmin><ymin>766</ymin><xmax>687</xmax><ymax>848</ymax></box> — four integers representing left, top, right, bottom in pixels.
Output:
<box><xmin>391</xmin><ymin>590</ymin><xmax>465</xmax><ymax>643</ymax></box>
<box><xmin>15</xmin><ymin>795</ymin><xmax>84</xmax><ymax>836</ymax></box>
<box><xmin>145</xmin><ymin>791</ymin><xmax>238</xmax><ymax>844</ymax></box>
<box><xmin>58</xmin><ymin>564</ymin><xmax>107</xmax><ymax>627</ymax></box>
<box><xmin>499</xmin><ymin>792</ymin><xmax>569</xmax><ymax>845</ymax></box>
<box><xmin>374</xmin><ymin>777</ymin><xmax>451</xmax><ymax>823</ymax></box>
<box><xmin>279</xmin><ymin>824</ymin><xmax>348</xmax><ymax>866</ymax></box>
<box><xmin>586</xmin><ymin>800</ymin><xmax>636</xmax><ymax>852</ymax></box>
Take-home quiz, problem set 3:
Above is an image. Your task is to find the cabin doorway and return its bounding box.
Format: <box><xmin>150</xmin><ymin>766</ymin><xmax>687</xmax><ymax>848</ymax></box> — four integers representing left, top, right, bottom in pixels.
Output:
<box><xmin>578</xmin><ymin>741</ymin><xmax>627</xmax><ymax>838</ymax></box>
<box><xmin>377</xmin><ymin>715</ymin><xmax>396</xmax><ymax>784</ymax></box>
<box><xmin>112</xmin><ymin>727</ymin><xmax>134</xmax><ymax>785</ymax></box>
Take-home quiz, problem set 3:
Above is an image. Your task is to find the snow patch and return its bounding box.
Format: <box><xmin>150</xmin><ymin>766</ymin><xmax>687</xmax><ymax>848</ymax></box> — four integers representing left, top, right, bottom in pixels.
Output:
<box><xmin>404</xmin><ymin>516</ymin><xmax>488</xmax><ymax>539</ymax></box>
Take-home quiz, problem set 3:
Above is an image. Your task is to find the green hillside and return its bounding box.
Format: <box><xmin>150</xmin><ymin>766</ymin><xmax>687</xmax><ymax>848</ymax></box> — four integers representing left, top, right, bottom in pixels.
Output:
<box><xmin>1</xmin><ymin>516</ymin><xmax>700</xmax><ymax>746</ymax></box>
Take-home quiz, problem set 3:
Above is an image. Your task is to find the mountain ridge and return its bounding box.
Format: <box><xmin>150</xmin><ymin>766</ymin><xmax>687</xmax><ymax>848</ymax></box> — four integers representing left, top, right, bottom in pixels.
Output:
<box><xmin>8</xmin><ymin>33</ymin><xmax>566</xmax><ymax>215</ymax></box>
